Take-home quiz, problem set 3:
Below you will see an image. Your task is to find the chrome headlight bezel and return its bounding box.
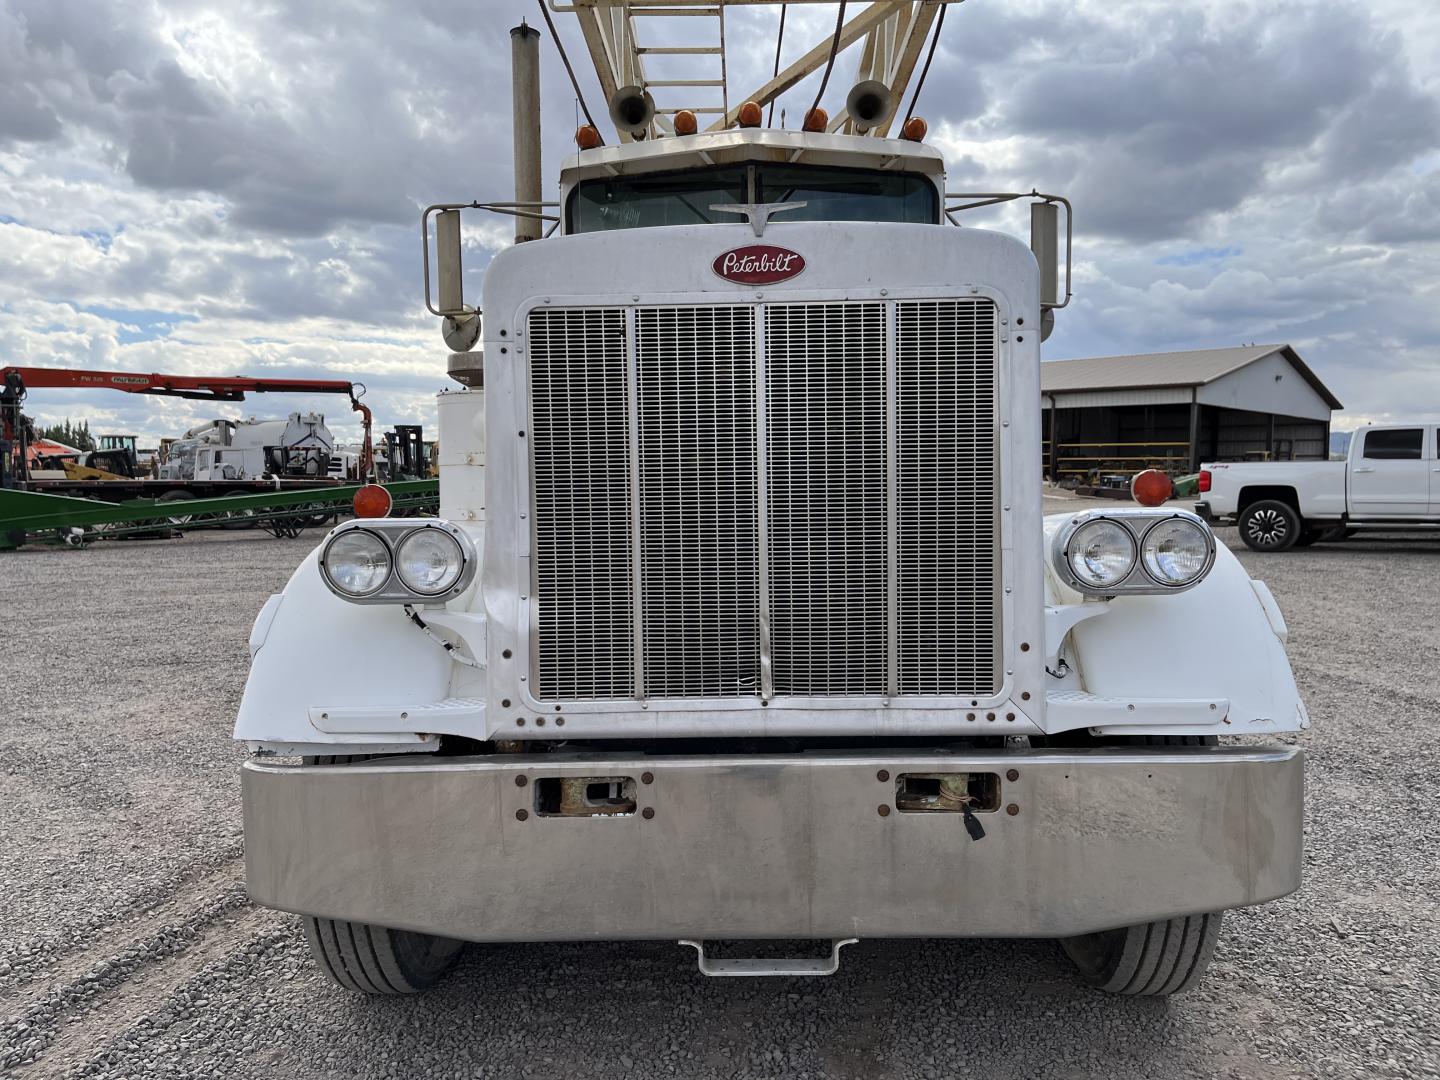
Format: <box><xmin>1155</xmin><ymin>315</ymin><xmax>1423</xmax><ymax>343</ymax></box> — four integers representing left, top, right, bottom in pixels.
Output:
<box><xmin>319</xmin><ymin>519</ymin><xmax>477</xmax><ymax>605</ymax></box>
<box><xmin>1052</xmin><ymin>509</ymin><xmax>1216</xmax><ymax>596</ymax></box>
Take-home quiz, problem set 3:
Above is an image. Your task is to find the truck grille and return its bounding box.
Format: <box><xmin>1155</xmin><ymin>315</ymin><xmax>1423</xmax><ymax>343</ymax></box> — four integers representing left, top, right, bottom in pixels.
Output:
<box><xmin>528</xmin><ymin>299</ymin><xmax>998</xmax><ymax>702</ymax></box>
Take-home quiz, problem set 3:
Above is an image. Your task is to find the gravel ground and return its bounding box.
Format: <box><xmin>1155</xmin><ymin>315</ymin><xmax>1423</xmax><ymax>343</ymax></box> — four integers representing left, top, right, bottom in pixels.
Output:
<box><xmin>2</xmin><ymin>512</ymin><xmax>1438</xmax><ymax>1080</ymax></box>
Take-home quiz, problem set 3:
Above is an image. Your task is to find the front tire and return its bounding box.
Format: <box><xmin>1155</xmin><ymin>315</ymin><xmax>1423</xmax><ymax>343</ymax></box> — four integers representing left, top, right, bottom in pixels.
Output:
<box><xmin>303</xmin><ymin>917</ymin><xmax>464</xmax><ymax>995</ymax></box>
<box><xmin>1239</xmin><ymin>499</ymin><xmax>1300</xmax><ymax>551</ymax></box>
<box><xmin>1061</xmin><ymin>912</ymin><xmax>1223</xmax><ymax>996</ymax></box>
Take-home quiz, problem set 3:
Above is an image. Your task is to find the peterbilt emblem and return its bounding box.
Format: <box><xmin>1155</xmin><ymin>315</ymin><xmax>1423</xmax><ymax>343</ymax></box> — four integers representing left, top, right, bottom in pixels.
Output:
<box><xmin>712</xmin><ymin>245</ymin><xmax>806</xmax><ymax>285</ymax></box>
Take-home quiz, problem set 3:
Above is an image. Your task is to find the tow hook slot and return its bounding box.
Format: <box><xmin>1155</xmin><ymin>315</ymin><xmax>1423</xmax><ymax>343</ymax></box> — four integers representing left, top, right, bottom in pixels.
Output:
<box><xmin>680</xmin><ymin>939</ymin><xmax>858</xmax><ymax>977</ymax></box>
<box><xmin>534</xmin><ymin>776</ymin><xmax>637</xmax><ymax>817</ymax></box>
<box><xmin>895</xmin><ymin>772</ymin><xmax>1000</xmax><ymax>813</ymax></box>
<box><xmin>895</xmin><ymin>772</ymin><xmax>998</xmax><ymax>840</ymax></box>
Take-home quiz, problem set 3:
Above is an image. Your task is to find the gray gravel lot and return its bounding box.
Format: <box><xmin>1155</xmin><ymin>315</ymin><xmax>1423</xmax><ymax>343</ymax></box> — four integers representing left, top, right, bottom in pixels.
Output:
<box><xmin>2</xmin><ymin>512</ymin><xmax>1438</xmax><ymax>1079</ymax></box>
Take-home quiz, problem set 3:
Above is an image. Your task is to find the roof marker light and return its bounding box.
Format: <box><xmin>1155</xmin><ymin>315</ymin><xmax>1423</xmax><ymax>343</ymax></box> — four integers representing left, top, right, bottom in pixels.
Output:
<box><xmin>575</xmin><ymin>124</ymin><xmax>602</xmax><ymax>150</ymax></box>
<box><xmin>736</xmin><ymin>101</ymin><xmax>763</xmax><ymax>128</ymax></box>
<box><xmin>673</xmin><ymin>109</ymin><xmax>698</xmax><ymax>136</ymax></box>
<box><xmin>900</xmin><ymin>116</ymin><xmax>928</xmax><ymax>142</ymax></box>
<box><xmin>802</xmin><ymin>107</ymin><xmax>828</xmax><ymax>133</ymax></box>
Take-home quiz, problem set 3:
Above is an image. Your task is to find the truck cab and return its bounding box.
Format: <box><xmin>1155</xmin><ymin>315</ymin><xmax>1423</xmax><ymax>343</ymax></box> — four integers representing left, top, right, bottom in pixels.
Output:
<box><xmin>234</xmin><ymin>3</ymin><xmax>1307</xmax><ymax>1000</ymax></box>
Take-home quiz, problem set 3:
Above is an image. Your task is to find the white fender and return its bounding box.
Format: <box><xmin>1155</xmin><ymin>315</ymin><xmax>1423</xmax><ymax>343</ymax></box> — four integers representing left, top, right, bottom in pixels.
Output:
<box><xmin>234</xmin><ymin>545</ymin><xmax>457</xmax><ymax>751</ymax></box>
<box><xmin>1049</xmin><ymin>523</ymin><xmax>1308</xmax><ymax>735</ymax></box>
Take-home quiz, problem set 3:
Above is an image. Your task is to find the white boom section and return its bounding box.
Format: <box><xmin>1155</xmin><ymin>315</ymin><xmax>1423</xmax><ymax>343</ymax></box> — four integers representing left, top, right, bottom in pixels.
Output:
<box><xmin>547</xmin><ymin>1</ymin><xmax>958</xmax><ymax>141</ymax></box>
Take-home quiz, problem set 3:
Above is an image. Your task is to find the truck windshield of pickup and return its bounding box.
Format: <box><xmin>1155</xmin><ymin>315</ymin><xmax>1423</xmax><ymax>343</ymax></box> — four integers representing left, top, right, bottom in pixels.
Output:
<box><xmin>568</xmin><ymin>163</ymin><xmax>937</xmax><ymax>233</ymax></box>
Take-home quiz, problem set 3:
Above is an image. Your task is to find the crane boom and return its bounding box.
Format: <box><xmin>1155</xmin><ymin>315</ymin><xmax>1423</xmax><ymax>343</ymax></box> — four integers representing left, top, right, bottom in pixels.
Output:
<box><xmin>1</xmin><ymin>365</ymin><xmax>375</xmax><ymax>482</ymax></box>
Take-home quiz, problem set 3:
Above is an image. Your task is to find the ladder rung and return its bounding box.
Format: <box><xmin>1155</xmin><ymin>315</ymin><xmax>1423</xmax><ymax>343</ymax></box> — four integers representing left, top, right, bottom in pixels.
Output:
<box><xmin>632</xmin><ymin>7</ymin><xmax>721</xmax><ymax>15</ymax></box>
<box><xmin>654</xmin><ymin>107</ymin><xmax>726</xmax><ymax>114</ymax></box>
<box><xmin>636</xmin><ymin>46</ymin><xmax>723</xmax><ymax>54</ymax></box>
<box><xmin>645</xmin><ymin>79</ymin><xmax>725</xmax><ymax>87</ymax></box>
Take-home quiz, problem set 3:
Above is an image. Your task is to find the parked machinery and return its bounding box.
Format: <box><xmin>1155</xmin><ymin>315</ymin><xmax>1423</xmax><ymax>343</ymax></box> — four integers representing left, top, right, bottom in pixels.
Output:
<box><xmin>157</xmin><ymin>413</ymin><xmax>335</xmax><ymax>482</ymax></box>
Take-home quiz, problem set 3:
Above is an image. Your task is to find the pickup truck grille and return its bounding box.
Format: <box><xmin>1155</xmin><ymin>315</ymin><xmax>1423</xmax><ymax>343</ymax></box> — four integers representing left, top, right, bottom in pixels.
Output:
<box><xmin>528</xmin><ymin>299</ymin><xmax>998</xmax><ymax>702</ymax></box>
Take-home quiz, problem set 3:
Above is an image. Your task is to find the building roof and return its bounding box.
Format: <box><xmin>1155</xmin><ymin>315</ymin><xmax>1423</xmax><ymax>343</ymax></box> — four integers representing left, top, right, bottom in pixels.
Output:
<box><xmin>1041</xmin><ymin>344</ymin><xmax>1342</xmax><ymax>410</ymax></box>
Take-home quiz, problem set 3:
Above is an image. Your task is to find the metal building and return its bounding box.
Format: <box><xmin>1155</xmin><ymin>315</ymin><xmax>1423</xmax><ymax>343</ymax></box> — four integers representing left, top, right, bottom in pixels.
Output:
<box><xmin>1040</xmin><ymin>344</ymin><xmax>1341</xmax><ymax>483</ymax></box>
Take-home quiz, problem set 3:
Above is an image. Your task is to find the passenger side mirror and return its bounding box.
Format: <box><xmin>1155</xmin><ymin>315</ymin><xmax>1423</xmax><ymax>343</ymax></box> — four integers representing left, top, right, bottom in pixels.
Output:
<box><xmin>423</xmin><ymin>205</ymin><xmax>481</xmax><ymax>353</ymax></box>
<box><xmin>435</xmin><ymin>209</ymin><xmax>466</xmax><ymax>316</ymax></box>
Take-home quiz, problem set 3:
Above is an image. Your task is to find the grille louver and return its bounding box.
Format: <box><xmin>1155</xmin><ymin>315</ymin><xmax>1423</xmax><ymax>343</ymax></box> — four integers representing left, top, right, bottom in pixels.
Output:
<box><xmin>528</xmin><ymin>299</ymin><xmax>998</xmax><ymax>702</ymax></box>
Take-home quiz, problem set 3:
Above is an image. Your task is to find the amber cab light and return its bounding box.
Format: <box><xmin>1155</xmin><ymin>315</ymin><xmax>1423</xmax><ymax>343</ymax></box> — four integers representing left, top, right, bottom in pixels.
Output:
<box><xmin>1199</xmin><ymin>469</ymin><xmax>1212</xmax><ymax>493</ymax></box>
<box><xmin>802</xmin><ymin>107</ymin><xmax>828</xmax><ymax>133</ymax></box>
<box><xmin>736</xmin><ymin>101</ymin><xmax>763</xmax><ymax>128</ymax></box>
<box><xmin>575</xmin><ymin>124</ymin><xmax>603</xmax><ymax>150</ymax></box>
<box><xmin>1130</xmin><ymin>469</ymin><xmax>1173</xmax><ymax>507</ymax></box>
<box><xmin>353</xmin><ymin>484</ymin><xmax>393</xmax><ymax>519</ymax></box>
<box><xmin>900</xmin><ymin>116</ymin><xmax>928</xmax><ymax>142</ymax></box>
<box><xmin>673</xmin><ymin>109</ymin><xmax>698</xmax><ymax>136</ymax></box>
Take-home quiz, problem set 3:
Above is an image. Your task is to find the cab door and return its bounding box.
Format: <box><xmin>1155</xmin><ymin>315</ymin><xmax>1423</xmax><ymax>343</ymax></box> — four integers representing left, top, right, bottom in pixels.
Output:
<box><xmin>1349</xmin><ymin>427</ymin><xmax>1430</xmax><ymax>518</ymax></box>
<box><xmin>1431</xmin><ymin>426</ymin><xmax>1440</xmax><ymax>517</ymax></box>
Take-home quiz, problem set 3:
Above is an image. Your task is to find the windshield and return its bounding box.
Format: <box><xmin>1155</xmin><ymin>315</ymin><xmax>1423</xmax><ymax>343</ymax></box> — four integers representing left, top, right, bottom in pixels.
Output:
<box><xmin>568</xmin><ymin>164</ymin><xmax>937</xmax><ymax>233</ymax></box>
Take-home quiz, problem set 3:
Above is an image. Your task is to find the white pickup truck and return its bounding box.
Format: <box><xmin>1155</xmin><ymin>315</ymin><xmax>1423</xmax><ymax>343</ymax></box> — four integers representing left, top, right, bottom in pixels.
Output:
<box><xmin>1197</xmin><ymin>422</ymin><xmax>1440</xmax><ymax>550</ymax></box>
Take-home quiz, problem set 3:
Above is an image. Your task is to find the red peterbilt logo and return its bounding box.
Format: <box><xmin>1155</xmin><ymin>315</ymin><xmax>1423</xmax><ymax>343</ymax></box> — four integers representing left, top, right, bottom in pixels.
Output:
<box><xmin>712</xmin><ymin>245</ymin><xmax>806</xmax><ymax>285</ymax></box>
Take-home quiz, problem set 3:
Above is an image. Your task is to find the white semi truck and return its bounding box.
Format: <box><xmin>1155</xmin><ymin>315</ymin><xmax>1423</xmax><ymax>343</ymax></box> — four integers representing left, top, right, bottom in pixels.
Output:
<box><xmin>235</xmin><ymin>1</ymin><xmax>1307</xmax><ymax>997</ymax></box>
<box><xmin>1198</xmin><ymin>422</ymin><xmax>1440</xmax><ymax>550</ymax></box>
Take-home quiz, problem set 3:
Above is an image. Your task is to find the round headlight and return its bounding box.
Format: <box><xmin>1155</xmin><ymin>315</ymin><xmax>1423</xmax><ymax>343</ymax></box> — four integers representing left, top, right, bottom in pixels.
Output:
<box><xmin>1142</xmin><ymin>518</ymin><xmax>1212</xmax><ymax>586</ymax></box>
<box><xmin>323</xmin><ymin>530</ymin><xmax>391</xmax><ymax>596</ymax></box>
<box><xmin>1067</xmin><ymin>519</ymin><xmax>1136</xmax><ymax>589</ymax></box>
<box><xmin>395</xmin><ymin>528</ymin><xmax>465</xmax><ymax>596</ymax></box>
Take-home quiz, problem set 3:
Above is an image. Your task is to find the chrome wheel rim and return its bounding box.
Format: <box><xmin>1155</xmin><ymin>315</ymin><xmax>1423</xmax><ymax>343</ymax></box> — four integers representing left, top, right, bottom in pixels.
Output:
<box><xmin>1246</xmin><ymin>508</ymin><xmax>1288</xmax><ymax>546</ymax></box>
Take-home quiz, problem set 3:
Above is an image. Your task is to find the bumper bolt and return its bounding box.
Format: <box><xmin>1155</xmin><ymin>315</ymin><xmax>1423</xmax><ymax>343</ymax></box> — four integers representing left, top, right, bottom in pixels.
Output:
<box><xmin>1005</xmin><ymin>804</ymin><xmax>1020</xmax><ymax>816</ymax></box>
<box><xmin>641</xmin><ymin>771</ymin><xmax>654</xmax><ymax>784</ymax></box>
<box><xmin>877</xmin><ymin>805</ymin><xmax>891</xmax><ymax>818</ymax></box>
<box><xmin>876</xmin><ymin>769</ymin><xmax>890</xmax><ymax>782</ymax></box>
<box><xmin>1006</xmin><ymin>769</ymin><xmax>1019</xmax><ymax>782</ymax></box>
<box><xmin>642</xmin><ymin>807</ymin><xmax>655</xmax><ymax>820</ymax></box>
<box><xmin>514</xmin><ymin>775</ymin><xmax>528</xmax><ymax>787</ymax></box>
<box><xmin>515</xmin><ymin>809</ymin><xmax>529</xmax><ymax>821</ymax></box>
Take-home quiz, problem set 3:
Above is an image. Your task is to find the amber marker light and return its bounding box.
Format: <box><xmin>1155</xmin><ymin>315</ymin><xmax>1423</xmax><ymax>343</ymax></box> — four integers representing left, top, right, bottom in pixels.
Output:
<box><xmin>1130</xmin><ymin>469</ymin><xmax>1175</xmax><ymax>507</ymax></box>
<box><xmin>900</xmin><ymin>116</ymin><xmax>928</xmax><ymax>142</ymax></box>
<box><xmin>802</xmin><ymin>107</ymin><xmax>829</xmax><ymax>133</ymax></box>
<box><xmin>575</xmin><ymin>124</ymin><xmax>603</xmax><ymax>150</ymax></box>
<box><xmin>673</xmin><ymin>109</ymin><xmax>698</xmax><ymax>136</ymax></box>
<box><xmin>736</xmin><ymin>101</ymin><xmax>763</xmax><ymax>128</ymax></box>
<box><xmin>353</xmin><ymin>484</ymin><xmax>393</xmax><ymax>519</ymax></box>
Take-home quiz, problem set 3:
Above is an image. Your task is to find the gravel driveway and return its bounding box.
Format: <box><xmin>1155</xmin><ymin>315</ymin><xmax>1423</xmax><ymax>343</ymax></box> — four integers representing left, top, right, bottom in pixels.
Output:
<box><xmin>2</xmin><ymin>516</ymin><xmax>1437</xmax><ymax>1079</ymax></box>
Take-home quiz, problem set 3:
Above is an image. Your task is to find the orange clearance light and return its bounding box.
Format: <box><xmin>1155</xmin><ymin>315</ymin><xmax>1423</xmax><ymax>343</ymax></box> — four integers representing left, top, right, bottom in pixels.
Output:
<box><xmin>802</xmin><ymin>107</ymin><xmax>828</xmax><ymax>133</ymax></box>
<box><xmin>1131</xmin><ymin>469</ymin><xmax>1174</xmax><ymax>508</ymax></box>
<box><xmin>575</xmin><ymin>124</ymin><xmax>603</xmax><ymax>150</ymax></box>
<box><xmin>900</xmin><ymin>116</ymin><xmax>928</xmax><ymax>142</ymax></box>
<box><xmin>353</xmin><ymin>484</ymin><xmax>393</xmax><ymax>519</ymax></box>
<box><xmin>736</xmin><ymin>101</ymin><xmax>763</xmax><ymax>128</ymax></box>
<box><xmin>673</xmin><ymin>109</ymin><xmax>698</xmax><ymax>136</ymax></box>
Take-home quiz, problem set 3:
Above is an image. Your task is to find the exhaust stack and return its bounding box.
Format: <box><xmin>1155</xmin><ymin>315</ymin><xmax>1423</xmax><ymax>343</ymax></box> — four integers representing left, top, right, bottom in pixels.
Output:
<box><xmin>511</xmin><ymin>22</ymin><xmax>542</xmax><ymax>243</ymax></box>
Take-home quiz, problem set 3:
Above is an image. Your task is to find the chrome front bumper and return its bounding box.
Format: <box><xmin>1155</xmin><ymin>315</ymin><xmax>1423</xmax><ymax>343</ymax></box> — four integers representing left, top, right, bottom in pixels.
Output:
<box><xmin>242</xmin><ymin>746</ymin><xmax>1303</xmax><ymax>942</ymax></box>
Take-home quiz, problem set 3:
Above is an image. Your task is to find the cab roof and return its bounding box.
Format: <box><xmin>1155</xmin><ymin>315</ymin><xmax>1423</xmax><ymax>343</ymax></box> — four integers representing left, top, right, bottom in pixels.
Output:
<box><xmin>559</xmin><ymin>128</ymin><xmax>945</xmax><ymax>187</ymax></box>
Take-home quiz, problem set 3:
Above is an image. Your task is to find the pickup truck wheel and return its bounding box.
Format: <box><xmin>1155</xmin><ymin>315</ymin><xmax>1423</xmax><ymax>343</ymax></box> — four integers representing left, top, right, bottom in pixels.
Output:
<box><xmin>1239</xmin><ymin>499</ymin><xmax>1300</xmax><ymax>551</ymax></box>
<box><xmin>1061</xmin><ymin>912</ymin><xmax>1223</xmax><ymax>995</ymax></box>
<box><xmin>303</xmin><ymin>916</ymin><xmax>464</xmax><ymax>995</ymax></box>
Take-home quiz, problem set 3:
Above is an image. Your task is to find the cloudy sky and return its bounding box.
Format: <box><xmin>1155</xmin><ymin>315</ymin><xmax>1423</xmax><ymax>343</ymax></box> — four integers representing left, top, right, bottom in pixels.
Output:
<box><xmin>2</xmin><ymin>0</ymin><xmax>1437</xmax><ymax>445</ymax></box>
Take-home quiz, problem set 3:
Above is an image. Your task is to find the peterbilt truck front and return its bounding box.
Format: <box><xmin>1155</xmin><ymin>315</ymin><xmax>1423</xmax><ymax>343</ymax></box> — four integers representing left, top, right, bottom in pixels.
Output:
<box><xmin>234</xmin><ymin>2</ymin><xmax>1307</xmax><ymax>998</ymax></box>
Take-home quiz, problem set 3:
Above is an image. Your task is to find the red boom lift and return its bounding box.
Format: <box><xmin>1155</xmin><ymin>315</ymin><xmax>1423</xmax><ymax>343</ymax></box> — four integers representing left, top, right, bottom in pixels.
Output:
<box><xmin>0</xmin><ymin>366</ymin><xmax>375</xmax><ymax>490</ymax></box>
